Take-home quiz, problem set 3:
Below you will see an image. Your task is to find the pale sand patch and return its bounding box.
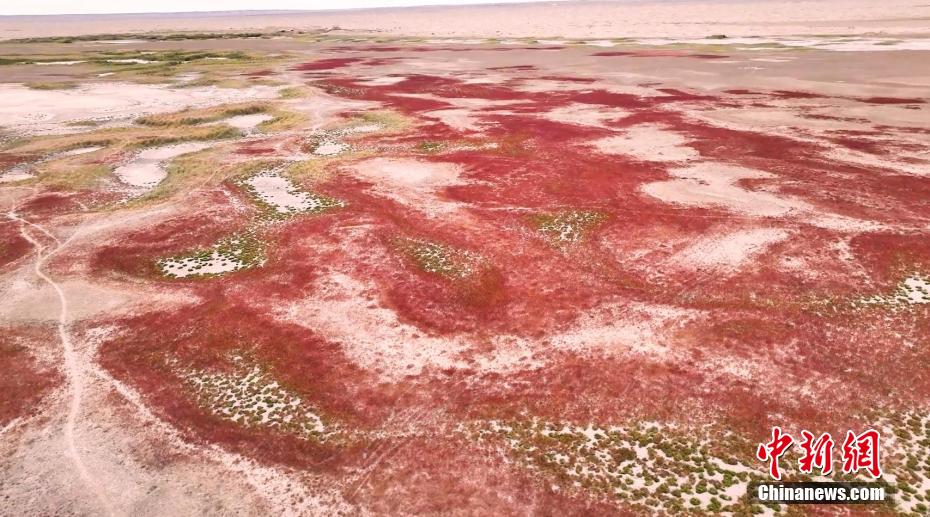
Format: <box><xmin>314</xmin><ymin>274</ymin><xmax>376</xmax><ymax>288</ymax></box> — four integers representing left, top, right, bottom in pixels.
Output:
<box><xmin>4</xmin><ymin>1</ymin><xmax>928</xmax><ymax>40</ymax></box>
<box><xmin>641</xmin><ymin>162</ymin><xmax>803</xmax><ymax>217</ymax></box>
<box><xmin>219</xmin><ymin>113</ymin><xmax>274</xmax><ymax>132</ymax></box>
<box><xmin>283</xmin><ymin>92</ymin><xmax>378</xmax><ymax>131</ymax></box>
<box><xmin>277</xmin><ymin>271</ymin><xmax>693</xmax><ymax>381</ymax></box>
<box><xmin>58</xmin><ymin>146</ymin><xmax>104</xmax><ymax>157</ymax></box>
<box><xmin>0</xmin><ymin>275</ymin><xmax>195</xmax><ymax>322</ymax></box>
<box><xmin>278</xmin><ymin>271</ymin><xmax>540</xmax><ymax>380</ymax></box>
<box><xmin>0</xmin><ymin>165</ymin><xmax>34</xmax><ymax>183</ymax></box>
<box><xmin>34</xmin><ymin>60</ymin><xmax>86</xmax><ymax>66</ymax></box>
<box><xmin>388</xmin><ymin>92</ymin><xmax>529</xmax><ymax>109</ymax></box>
<box><xmin>0</xmin><ymin>82</ymin><xmax>280</xmax><ymax>135</ymax></box>
<box><xmin>824</xmin><ymin>147</ymin><xmax>930</xmax><ymax>177</ymax></box>
<box><xmin>356</xmin><ymin>76</ymin><xmax>407</xmax><ymax>86</ymax></box>
<box><xmin>423</xmin><ymin>108</ymin><xmax>484</xmax><ymax>132</ymax></box>
<box><xmin>106</xmin><ymin>58</ymin><xmax>154</xmax><ymax>64</ymax></box>
<box><xmin>641</xmin><ymin>163</ymin><xmax>881</xmax><ymax>231</ymax></box>
<box><xmin>673</xmin><ymin>228</ymin><xmax>790</xmax><ymax>270</ymax></box>
<box><xmin>545</xmin><ymin>302</ymin><xmax>696</xmax><ymax>359</ymax></box>
<box><xmin>313</xmin><ymin>141</ymin><xmax>349</xmax><ymax>156</ymax></box>
<box><xmin>513</xmin><ymin>79</ymin><xmax>596</xmax><ymax>93</ymax></box>
<box><xmin>345</xmin><ymin>157</ymin><xmax>465</xmax><ymax>216</ymax></box>
<box><xmin>541</xmin><ymin>103</ymin><xmax>630</xmax><ymax>128</ymax></box>
<box><xmin>592</xmin><ymin>124</ymin><xmax>699</xmax><ymax>162</ymax></box>
<box><xmin>113</xmin><ymin>142</ymin><xmax>212</xmax><ymax>190</ymax></box>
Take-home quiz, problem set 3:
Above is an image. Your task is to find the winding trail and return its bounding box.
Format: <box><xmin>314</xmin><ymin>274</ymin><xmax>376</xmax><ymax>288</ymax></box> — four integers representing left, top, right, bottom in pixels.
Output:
<box><xmin>8</xmin><ymin>208</ymin><xmax>117</xmax><ymax>517</ymax></box>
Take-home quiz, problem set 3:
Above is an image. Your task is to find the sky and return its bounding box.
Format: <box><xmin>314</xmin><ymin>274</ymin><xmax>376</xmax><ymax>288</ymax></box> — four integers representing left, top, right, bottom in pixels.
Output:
<box><xmin>1</xmin><ymin>0</ymin><xmax>553</xmax><ymax>16</ymax></box>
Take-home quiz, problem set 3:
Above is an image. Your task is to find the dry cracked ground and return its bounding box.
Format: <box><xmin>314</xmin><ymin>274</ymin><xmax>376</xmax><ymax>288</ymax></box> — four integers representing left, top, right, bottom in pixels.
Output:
<box><xmin>1</xmin><ymin>31</ymin><xmax>929</xmax><ymax>516</ymax></box>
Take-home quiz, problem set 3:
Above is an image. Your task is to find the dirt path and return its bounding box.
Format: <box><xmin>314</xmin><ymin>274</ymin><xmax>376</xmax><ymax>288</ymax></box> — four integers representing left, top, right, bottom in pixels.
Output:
<box><xmin>8</xmin><ymin>208</ymin><xmax>117</xmax><ymax>516</ymax></box>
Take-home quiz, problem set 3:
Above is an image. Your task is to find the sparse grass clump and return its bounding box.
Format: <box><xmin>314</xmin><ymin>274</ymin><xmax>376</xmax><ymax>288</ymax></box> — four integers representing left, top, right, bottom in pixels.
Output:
<box><xmin>855</xmin><ymin>272</ymin><xmax>930</xmax><ymax>310</ymax></box>
<box><xmin>417</xmin><ymin>141</ymin><xmax>446</xmax><ymax>153</ymax></box>
<box><xmin>158</xmin><ymin>231</ymin><xmax>265</xmax><ymax>279</ymax></box>
<box><xmin>177</xmin><ymin>355</ymin><xmax>335</xmax><ymax>440</ymax></box>
<box><xmin>25</xmin><ymin>81</ymin><xmax>78</xmax><ymax>90</ymax></box>
<box><xmin>397</xmin><ymin>238</ymin><xmax>484</xmax><ymax>280</ymax></box>
<box><xmin>136</xmin><ymin>103</ymin><xmax>267</xmax><ymax>127</ymax></box>
<box><xmin>532</xmin><ymin>209</ymin><xmax>608</xmax><ymax>243</ymax></box>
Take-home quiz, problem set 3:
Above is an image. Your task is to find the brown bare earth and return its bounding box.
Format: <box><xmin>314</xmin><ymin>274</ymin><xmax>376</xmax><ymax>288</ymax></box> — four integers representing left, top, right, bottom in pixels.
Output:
<box><xmin>1</xmin><ymin>2</ymin><xmax>929</xmax><ymax>516</ymax></box>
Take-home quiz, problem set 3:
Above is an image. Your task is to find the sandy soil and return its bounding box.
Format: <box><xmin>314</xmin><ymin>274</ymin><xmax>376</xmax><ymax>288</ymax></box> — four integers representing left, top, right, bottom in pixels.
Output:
<box><xmin>2</xmin><ymin>1</ymin><xmax>929</xmax><ymax>40</ymax></box>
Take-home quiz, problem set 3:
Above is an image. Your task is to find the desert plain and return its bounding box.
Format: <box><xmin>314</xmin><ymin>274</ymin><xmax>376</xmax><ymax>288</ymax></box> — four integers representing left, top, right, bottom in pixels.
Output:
<box><xmin>1</xmin><ymin>1</ymin><xmax>929</xmax><ymax>515</ymax></box>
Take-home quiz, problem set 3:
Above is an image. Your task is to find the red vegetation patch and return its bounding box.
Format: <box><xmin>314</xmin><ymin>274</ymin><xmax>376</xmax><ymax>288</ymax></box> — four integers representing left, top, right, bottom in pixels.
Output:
<box><xmin>593</xmin><ymin>50</ymin><xmax>728</xmax><ymax>59</ymax></box>
<box><xmin>291</xmin><ymin>57</ymin><xmax>365</xmax><ymax>71</ymax></box>
<box><xmin>18</xmin><ymin>191</ymin><xmax>81</xmax><ymax>216</ymax></box>
<box><xmin>0</xmin><ymin>326</ymin><xmax>62</xmax><ymax>425</ymax></box>
<box><xmin>0</xmin><ymin>221</ymin><xmax>30</xmax><ymax>268</ymax></box>
<box><xmin>91</xmin><ymin>190</ymin><xmax>251</xmax><ymax>278</ymax></box>
<box><xmin>858</xmin><ymin>96</ymin><xmax>925</xmax><ymax>105</ymax></box>
<box><xmin>0</xmin><ymin>152</ymin><xmax>33</xmax><ymax>173</ymax></box>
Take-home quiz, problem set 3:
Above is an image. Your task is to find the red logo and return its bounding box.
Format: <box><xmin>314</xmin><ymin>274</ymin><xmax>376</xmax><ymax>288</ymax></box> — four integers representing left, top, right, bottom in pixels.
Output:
<box><xmin>756</xmin><ymin>426</ymin><xmax>794</xmax><ymax>480</ymax></box>
<box><xmin>756</xmin><ymin>427</ymin><xmax>882</xmax><ymax>479</ymax></box>
<box><xmin>841</xmin><ymin>429</ymin><xmax>882</xmax><ymax>478</ymax></box>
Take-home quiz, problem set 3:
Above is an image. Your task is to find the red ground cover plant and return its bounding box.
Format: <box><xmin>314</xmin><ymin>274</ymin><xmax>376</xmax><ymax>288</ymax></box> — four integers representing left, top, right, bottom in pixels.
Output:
<box><xmin>0</xmin><ymin>221</ymin><xmax>31</xmax><ymax>268</ymax></box>
<box><xmin>0</xmin><ymin>326</ymin><xmax>62</xmax><ymax>425</ymax></box>
<box><xmin>67</xmin><ymin>58</ymin><xmax>928</xmax><ymax>513</ymax></box>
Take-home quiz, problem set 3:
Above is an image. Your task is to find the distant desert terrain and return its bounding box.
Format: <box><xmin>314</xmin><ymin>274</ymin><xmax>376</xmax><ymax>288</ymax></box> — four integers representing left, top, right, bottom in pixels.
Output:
<box><xmin>2</xmin><ymin>0</ymin><xmax>930</xmax><ymax>40</ymax></box>
<box><xmin>1</xmin><ymin>1</ymin><xmax>929</xmax><ymax>516</ymax></box>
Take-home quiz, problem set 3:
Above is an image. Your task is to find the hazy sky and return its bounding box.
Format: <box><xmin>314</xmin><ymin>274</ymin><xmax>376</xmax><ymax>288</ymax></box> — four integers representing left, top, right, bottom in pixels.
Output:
<box><xmin>2</xmin><ymin>0</ymin><xmax>552</xmax><ymax>16</ymax></box>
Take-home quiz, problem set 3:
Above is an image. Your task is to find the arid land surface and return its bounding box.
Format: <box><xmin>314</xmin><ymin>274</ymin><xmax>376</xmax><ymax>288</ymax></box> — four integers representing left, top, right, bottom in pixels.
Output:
<box><xmin>1</xmin><ymin>1</ymin><xmax>929</xmax><ymax>515</ymax></box>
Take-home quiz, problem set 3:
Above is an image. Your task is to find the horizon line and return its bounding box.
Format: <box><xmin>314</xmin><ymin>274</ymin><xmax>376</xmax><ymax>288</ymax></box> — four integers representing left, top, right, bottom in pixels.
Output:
<box><xmin>0</xmin><ymin>0</ymin><xmax>574</xmax><ymax>18</ymax></box>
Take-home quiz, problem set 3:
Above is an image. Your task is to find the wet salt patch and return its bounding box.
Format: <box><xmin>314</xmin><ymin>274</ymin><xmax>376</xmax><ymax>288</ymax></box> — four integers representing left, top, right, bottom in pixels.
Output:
<box><xmin>106</xmin><ymin>59</ymin><xmax>155</xmax><ymax>64</ymax></box>
<box><xmin>221</xmin><ymin>113</ymin><xmax>274</xmax><ymax>132</ymax></box>
<box><xmin>584</xmin><ymin>40</ymin><xmax>617</xmax><ymax>47</ymax></box>
<box><xmin>58</xmin><ymin>146</ymin><xmax>103</xmax><ymax>157</ymax></box>
<box><xmin>244</xmin><ymin>169</ymin><xmax>341</xmax><ymax>213</ymax></box>
<box><xmin>592</xmin><ymin>124</ymin><xmax>699</xmax><ymax>162</ymax></box>
<box><xmin>356</xmin><ymin>76</ymin><xmax>407</xmax><ymax>86</ymax></box>
<box><xmin>96</xmin><ymin>39</ymin><xmax>144</xmax><ymax>44</ymax></box>
<box><xmin>114</xmin><ymin>141</ymin><xmax>211</xmax><ymax>190</ymax></box>
<box><xmin>542</xmin><ymin>103</ymin><xmax>629</xmax><ymax>128</ymax></box>
<box><xmin>34</xmin><ymin>60</ymin><xmax>86</xmax><ymax>66</ymax></box>
<box><xmin>0</xmin><ymin>82</ymin><xmax>281</xmax><ymax>135</ymax></box>
<box><xmin>636</xmin><ymin>36</ymin><xmax>930</xmax><ymax>52</ymax></box>
<box><xmin>674</xmin><ymin>228</ymin><xmax>790</xmax><ymax>270</ymax></box>
<box><xmin>313</xmin><ymin>141</ymin><xmax>349</xmax><ymax>156</ymax></box>
<box><xmin>0</xmin><ymin>165</ymin><xmax>33</xmax><ymax>183</ymax></box>
<box><xmin>424</xmin><ymin>38</ymin><xmax>487</xmax><ymax>45</ymax></box>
